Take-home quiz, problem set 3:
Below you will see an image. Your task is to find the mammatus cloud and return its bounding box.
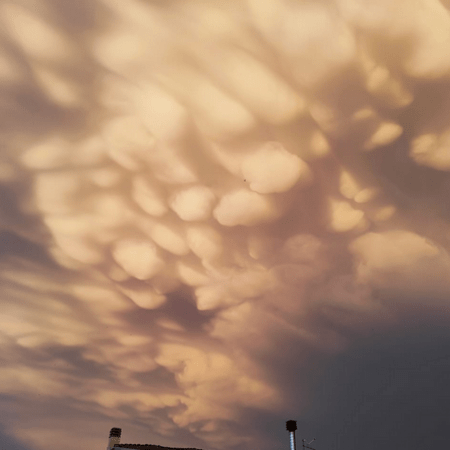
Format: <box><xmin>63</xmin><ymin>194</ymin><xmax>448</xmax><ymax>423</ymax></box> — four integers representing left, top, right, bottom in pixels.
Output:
<box><xmin>1</xmin><ymin>0</ymin><xmax>450</xmax><ymax>449</ymax></box>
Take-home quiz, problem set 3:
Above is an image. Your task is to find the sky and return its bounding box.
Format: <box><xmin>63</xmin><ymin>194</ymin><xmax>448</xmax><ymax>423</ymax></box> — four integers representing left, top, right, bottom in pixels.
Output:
<box><xmin>1</xmin><ymin>0</ymin><xmax>450</xmax><ymax>449</ymax></box>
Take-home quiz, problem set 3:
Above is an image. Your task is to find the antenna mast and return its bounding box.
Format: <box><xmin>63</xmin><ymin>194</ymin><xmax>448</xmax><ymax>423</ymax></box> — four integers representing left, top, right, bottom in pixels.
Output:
<box><xmin>302</xmin><ymin>438</ymin><xmax>316</xmax><ymax>450</ymax></box>
<box><xmin>286</xmin><ymin>420</ymin><xmax>297</xmax><ymax>450</ymax></box>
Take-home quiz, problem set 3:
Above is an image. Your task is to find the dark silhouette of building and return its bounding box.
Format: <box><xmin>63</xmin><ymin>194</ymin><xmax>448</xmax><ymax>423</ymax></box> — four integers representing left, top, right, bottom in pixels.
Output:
<box><xmin>106</xmin><ymin>428</ymin><xmax>202</xmax><ymax>450</ymax></box>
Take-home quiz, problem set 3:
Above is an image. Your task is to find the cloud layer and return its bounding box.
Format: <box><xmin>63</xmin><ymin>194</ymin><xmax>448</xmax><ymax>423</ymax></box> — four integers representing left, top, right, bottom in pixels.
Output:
<box><xmin>1</xmin><ymin>1</ymin><xmax>450</xmax><ymax>449</ymax></box>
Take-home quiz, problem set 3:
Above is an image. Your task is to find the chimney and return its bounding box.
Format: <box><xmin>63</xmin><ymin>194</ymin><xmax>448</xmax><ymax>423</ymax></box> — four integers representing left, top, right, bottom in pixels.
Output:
<box><xmin>286</xmin><ymin>420</ymin><xmax>297</xmax><ymax>450</ymax></box>
<box><xmin>107</xmin><ymin>427</ymin><xmax>122</xmax><ymax>450</ymax></box>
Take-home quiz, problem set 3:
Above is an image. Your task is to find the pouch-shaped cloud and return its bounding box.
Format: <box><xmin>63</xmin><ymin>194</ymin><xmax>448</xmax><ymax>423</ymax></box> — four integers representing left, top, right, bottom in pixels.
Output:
<box><xmin>112</xmin><ymin>238</ymin><xmax>164</xmax><ymax>280</ymax></box>
<box><xmin>339</xmin><ymin>0</ymin><xmax>450</xmax><ymax>78</ymax></box>
<box><xmin>103</xmin><ymin>116</ymin><xmax>156</xmax><ymax>171</ymax></box>
<box><xmin>150</xmin><ymin>222</ymin><xmax>190</xmax><ymax>256</ymax></box>
<box><xmin>350</xmin><ymin>230</ymin><xmax>450</xmax><ymax>294</ymax></box>
<box><xmin>164</xmin><ymin>65</ymin><xmax>257</xmax><ymax>140</ymax></box>
<box><xmin>410</xmin><ymin>132</ymin><xmax>450</xmax><ymax>171</ymax></box>
<box><xmin>132</xmin><ymin>175</ymin><xmax>168</xmax><ymax>217</ymax></box>
<box><xmin>241</xmin><ymin>142</ymin><xmax>312</xmax><ymax>194</ymax></box>
<box><xmin>206</xmin><ymin>48</ymin><xmax>306</xmax><ymax>124</ymax></box>
<box><xmin>249</xmin><ymin>1</ymin><xmax>356</xmax><ymax>87</ymax></box>
<box><xmin>155</xmin><ymin>343</ymin><xmax>279</xmax><ymax>426</ymax></box>
<box><xmin>1</xmin><ymin>3</ymin><xmax>78</xmax><ymax>64</ymax></box>
<box><xmin>116</xmin><ymin>281</ymin><xmax>167</xmax><ymax>310</ymax></box>
<box><xmin>213</xmin><ymin>189</ymin><xmax>278</xmax><ymax>226</ymax></box>
<box><xmin>351</xmin><ymin>231</ymin><xmax>440</xmax><ymax>272</ymax></box>
<box><xmin>328</xmin><ymin>199</ymin><xmax>367</xmax><ymax>233</ymax></box>
<box><xmin>133</xmin><ymin>82</ymin><xmax>190</xmax><ymax>143</ymax></box>
<box><xmin>186</xmin><ymin>224</ymin><xmax>223</xmax><ymax>262</ymax></box>
<box><xmin>170</xmin><ymin>185</ymin><xmax>216</xmax><ymax>221</ymax></box>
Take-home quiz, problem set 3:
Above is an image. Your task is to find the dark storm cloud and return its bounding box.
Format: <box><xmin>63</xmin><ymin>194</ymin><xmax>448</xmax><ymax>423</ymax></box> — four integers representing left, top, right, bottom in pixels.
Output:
<box><xmin>0</xmin><ymin>231</ymin><xmax>55</xmax><ymax>265</ymax></box>
<box><xmin>230</xmin><ymin>323</ymin><xmax>450</xmax><ymax>450</ymax></box>
<box><xmin>0</xmin><ymin>420</ymin><xmax>37</xmax><ymax>450</ymax></box>
<box><xmin>303</xmin><ymin>324</ymin><xmax>450</xmax><ymax>450</ymax></box>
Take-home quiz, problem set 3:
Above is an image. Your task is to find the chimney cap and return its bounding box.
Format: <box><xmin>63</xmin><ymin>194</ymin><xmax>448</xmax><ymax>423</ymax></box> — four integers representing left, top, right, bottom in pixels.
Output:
<box><xmin>286</xmin><ymin>421</ymin><xmax>297</xmax><ymax>432</ymax></box>
<box><xmin>110</xmin><ymin>428</ymin><xmax>122</xmax><ymax>438</ymax></box>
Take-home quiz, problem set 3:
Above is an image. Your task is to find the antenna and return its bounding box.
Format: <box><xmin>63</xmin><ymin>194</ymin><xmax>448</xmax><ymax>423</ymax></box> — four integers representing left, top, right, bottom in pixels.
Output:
<box><xmin>286</xmin><ymin>420</ymin><xmax>297</xmax><ymax>450</ymax></box>
<box><xmin>301</xmin><ymin>438</ymin><xmax>316</xmax><ymax>450</ymax></box>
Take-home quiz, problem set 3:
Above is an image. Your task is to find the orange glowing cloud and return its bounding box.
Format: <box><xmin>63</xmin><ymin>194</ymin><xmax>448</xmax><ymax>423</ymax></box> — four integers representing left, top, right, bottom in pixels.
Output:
<box><xmin>1</xmin><ymin>1</ymin><xmax>450</xmax><ymax>450</ymax></box>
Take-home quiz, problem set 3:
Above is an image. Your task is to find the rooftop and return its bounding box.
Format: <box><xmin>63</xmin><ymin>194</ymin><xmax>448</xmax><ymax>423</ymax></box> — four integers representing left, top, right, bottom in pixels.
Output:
<box><xmin>114</xmin><ymin>445</ymin><xmax>202</xmax><ymax>450</ymax></box>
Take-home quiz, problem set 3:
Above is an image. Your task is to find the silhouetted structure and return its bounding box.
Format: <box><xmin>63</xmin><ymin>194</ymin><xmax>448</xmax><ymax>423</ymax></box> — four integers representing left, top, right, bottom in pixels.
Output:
<box><xmin>116</xmin><ymin>446</ymin><xmax>202</xmax><ymax>450</ymax></box>
<box><xmin>108</xmin><ymin>428</ymin><xmax>122</xmax><ymax>450</ymax></box>
<box><xmin>286</xmin><ymin>420</ymin><xmax>297</xmax><ymax>450</ymax></box>
<box><xmin>106</xmin><ymin>428</ymin><xmax>202</xmax><ymax>450</ymax></box>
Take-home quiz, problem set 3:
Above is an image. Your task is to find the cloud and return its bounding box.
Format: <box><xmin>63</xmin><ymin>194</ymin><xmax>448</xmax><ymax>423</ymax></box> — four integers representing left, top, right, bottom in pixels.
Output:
<box><xmin>1</xmin><ymin>1</ymin><xmax>450</xmax><ymax>450</ymax></box>
<box><xmin>0</xmin><ymin>419</ymin><xmax>37</xmax><ymax>450</ymax></box>
<box><xmin>350</xmin><ymin>230</ymin><xmax>450</xmax><ymax>294</ymax></box>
